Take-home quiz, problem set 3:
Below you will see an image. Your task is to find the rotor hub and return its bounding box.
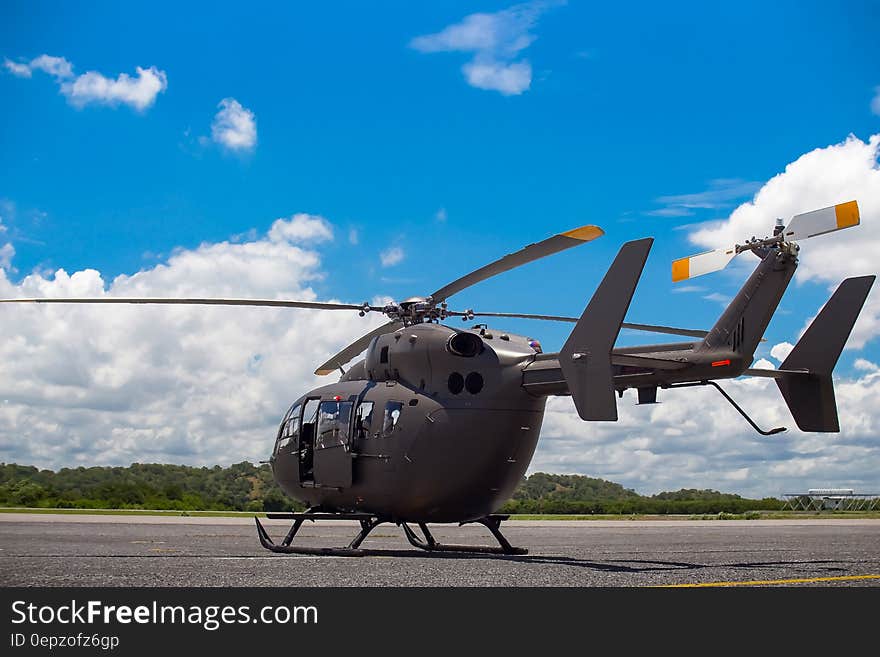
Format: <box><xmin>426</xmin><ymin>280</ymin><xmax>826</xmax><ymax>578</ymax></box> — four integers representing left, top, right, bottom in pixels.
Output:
<box><xmin>380</xmin><ymin>296</ymin><xmax>450</xmax><ymax>325</ymax></box>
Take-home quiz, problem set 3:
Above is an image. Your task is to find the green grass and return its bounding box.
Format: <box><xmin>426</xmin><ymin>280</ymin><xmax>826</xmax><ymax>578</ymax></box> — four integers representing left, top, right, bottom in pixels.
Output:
<box><xmin>2</xmin><ymin>507</ymin><xmax>879</xmax><ymax>520</ymax></box>
<box><xmin>509</xmin><ymin>510</ymin><xmax>880</xmax><ymax>520</ymax></box>
<box><xmin>0</xmin><ymin>507</ymin><xmax>269</xmax><ymax>517</ymax></box>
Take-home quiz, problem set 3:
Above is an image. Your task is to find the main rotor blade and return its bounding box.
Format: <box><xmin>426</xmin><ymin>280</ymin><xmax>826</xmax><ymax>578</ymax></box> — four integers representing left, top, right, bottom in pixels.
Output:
<box><xmin>0</xmin><ymin>297</ymin><xmax>366</xmax><ymax>311</ymax></box>
<box><xmin>429</xmin><ymin>224</ymin><xmax>603</xmax><ymax>303</ymax></box>
<box><xmin>783</xmin><ymin>200</ymin><xmax>859</xmax><ymax>241</ymax></box>
<box><xmin>315</xmin><ymin>320</ymin><xmax>403</xmax><ymax>376</ymax></box>
<box><xmin>620</xmin><ymin>321</ymin><xmax>708</xmax><ymax>339</ymax></box>
<box><xmin>450</xmin><ymin>310</ymin><xmax>709</xmax><ymax>338</ymax></box>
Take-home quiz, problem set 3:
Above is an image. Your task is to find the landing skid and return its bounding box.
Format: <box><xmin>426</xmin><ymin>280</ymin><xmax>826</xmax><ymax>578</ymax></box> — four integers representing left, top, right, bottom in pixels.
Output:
<box><xmin>400</xmin><ymin>517</ymin><xmax>527</xmax><ymax>555</ymax></box>
<box><xmin>254</xmin><ymin>511</ymin><xmax>527</xmax><ymax>556</ymax></box>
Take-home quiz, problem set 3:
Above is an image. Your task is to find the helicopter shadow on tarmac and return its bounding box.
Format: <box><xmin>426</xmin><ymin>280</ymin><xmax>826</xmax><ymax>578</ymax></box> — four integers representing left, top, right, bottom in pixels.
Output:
<box><xmin>266</xmin><ymin>546</ymin><xmax>850</xmax><ymax>575</ymax></box>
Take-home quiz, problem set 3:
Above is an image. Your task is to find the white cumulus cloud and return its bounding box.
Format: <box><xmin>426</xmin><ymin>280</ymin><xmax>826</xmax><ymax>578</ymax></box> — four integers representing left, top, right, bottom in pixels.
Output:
<box><xmin>4</xmin><ymin>54</ymin><xmax>73</xmax><ymax>80</ymax></box>
<box><xmin>4</xmin><ymin>58</ymin><xmax>33</xmax><ymax>77</ymax></box>
<box><xmin>410</xmin><ymin>1</ymin><xmax>562</xmax><ymax>96</ymax></box>
<box><xmin>535</xmin><ymin>365</ymin><xmax>880</xmax><ymax>497</ymax></box>
<box><xmin>380</xmin><ymin>246</ymin><xmax>405</xmax><ymax>267</ymax></box>
<box><xmin>268</xmin><ymin>214</ymin><xmax>333</xmax><ymax>243</ymax></box>
<box><xmin>770</xmin><ymin>342</ymin><xmax>794</xmax><ymax>363</ymax></box>
<box><xmin>855</xmin><ymin>358</ymin><xmax>878</xmax><ymax>372</ymax></box>
<box><xmin>4</xmin><ymin>54</ymin><xmax>167</xmax><ymax>111</ymax></box>
<box><xmin>211</xmin><ymin>98</ymin><xmax>257</xmax><ymax>152</ymax></box>
<box><xmin>462</xmin><ymin>60</ymin><xmax>532</xmax><ymax>95</ymax></box>
<box><xmin>0</xmin><ymin>215</ymin><xmax>386</xmax><ymax>470</ymax></box>
<box><xmin>0</xmin><ymin>243</ymin><xmax>14</xmax><ymax>271</ymax></box>
<box><xmin>61</xmin><ymin>66</ymin><xmax>167</xmax><ymax>111</ymax></box>
<box><xmin>29</xmin><ymin>54</ymin><xmax>74</xmax><ymax>80</ymax></box>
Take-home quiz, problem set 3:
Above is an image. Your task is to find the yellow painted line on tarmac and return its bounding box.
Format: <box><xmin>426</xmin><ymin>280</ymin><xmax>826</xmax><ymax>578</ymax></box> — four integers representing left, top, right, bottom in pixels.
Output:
<box><xmin>659</xmin><ymin>574</ymin><xmax>880</xmax><ymax>588</ymax></box>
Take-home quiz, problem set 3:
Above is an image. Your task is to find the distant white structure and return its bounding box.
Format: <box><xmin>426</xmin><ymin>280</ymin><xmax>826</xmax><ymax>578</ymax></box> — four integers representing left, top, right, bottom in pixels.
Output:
<box><xmin>807</xmin><ymin>488</ymin><xmax>854</xmax><ymax>496</ymax></box>
<box><xmin>783</xmin><ymin>488</ymin><xmax>878</xmax><ymax>511</ymax></box>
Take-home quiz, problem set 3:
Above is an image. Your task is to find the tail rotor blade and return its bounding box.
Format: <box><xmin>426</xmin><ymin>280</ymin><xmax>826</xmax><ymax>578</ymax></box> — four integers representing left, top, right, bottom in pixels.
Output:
<box><xmin>670</xmin><ymin>200</ymin><xmax>860</xmax><ymax>283</ymax></box>
<box><xmin>672</xmin><ymin>246</ymin><xmax>737</xmax><ymax>282</ymax></box>
<box><xmin>784</xmin><ymin>200</ymin><xmax>859</xmax><ymax>242</ymax></box>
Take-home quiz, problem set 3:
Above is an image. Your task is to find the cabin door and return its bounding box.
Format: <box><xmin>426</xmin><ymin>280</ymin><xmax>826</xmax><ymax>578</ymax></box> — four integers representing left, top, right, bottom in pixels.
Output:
<box><xmin>312</xmin><ymin>400</ymin><xmax>353</xmax><ymax>488</ymax></box>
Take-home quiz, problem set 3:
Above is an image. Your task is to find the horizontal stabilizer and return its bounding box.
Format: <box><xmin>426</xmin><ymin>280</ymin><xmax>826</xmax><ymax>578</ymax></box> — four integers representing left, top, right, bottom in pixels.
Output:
<box><xmin>741</xmin><ymin>367</ymin><xmax>809</xmax><ymax>379</ymax></box>
<box><xmin>611</xmin><ymin>353</ymin><xmax>688</xmax><ymax>370</ymax></box>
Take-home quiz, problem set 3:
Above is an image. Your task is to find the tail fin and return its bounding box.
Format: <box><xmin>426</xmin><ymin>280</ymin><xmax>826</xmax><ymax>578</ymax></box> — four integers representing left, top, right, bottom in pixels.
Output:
<box><xmin>560</xmin><ymin>238</ymin><xmax>653</xmax><ymax>420</ymax></box>
<box><xmin>776</xmin><ymin>275</ymin><xmax>875</xmax><ymax>432</ymax></box>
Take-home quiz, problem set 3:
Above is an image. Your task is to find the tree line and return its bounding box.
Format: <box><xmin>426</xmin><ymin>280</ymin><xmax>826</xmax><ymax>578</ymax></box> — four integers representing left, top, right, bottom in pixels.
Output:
<box><xmin>497</xmin><ymin>472</ymin><xmax>784</xmax><ymax>514</ymax></box>
<box><xmin>0</xmin><ymin>462</ymin><xmax>785</xmax><ymax>514</ymax></box>
<box><xmin>0</xmin><ymin>462</ymin><xmax>296</xmax><ymax>512</ymax></box>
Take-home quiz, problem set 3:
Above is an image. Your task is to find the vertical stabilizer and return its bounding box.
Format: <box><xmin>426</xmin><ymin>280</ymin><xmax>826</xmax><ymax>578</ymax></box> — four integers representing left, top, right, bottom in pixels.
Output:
<box><xmin>560</xmin><ymin>238</ymin><xmax>653</xmax><ymax>420</ymax></box>
<box><xmin>776</xmin><ymin>275</ymin><xmax>875</xmax><ymax>432</ymax></box>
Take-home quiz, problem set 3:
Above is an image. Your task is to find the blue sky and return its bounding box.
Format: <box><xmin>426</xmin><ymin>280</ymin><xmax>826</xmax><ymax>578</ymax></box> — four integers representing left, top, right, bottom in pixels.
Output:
<box><xmin>2</xmin><ymin>1</ymin><xmax>879</xmax><ymax>354</ymax></box>
<box><xmin>1</xmin><ymin>1</ymin><xmax>879</xmax><ymax>494</ymax></box>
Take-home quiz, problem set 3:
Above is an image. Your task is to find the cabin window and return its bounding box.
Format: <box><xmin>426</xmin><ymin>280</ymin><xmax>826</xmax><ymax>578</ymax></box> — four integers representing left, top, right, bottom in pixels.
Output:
<box><xmin>353</xmin><ymin>401</ymin><xmax>375</xmax><ymax>440</ymax></box>
<box><xmin>382</xmin><ymin>401</ymin><xmax>403</xmax><ymax>437</ymax></box>
<box><xmin>316</xmin><ymin>400</ymin><xmax>353</xmax><ymax>450</ymax></box>
<box><xmin>380</xmin><ymin>345</ymin><xmax>389</xmax><ymax>364</ymax></box>
<box><xmin>285</xmin><ymin>407</ymin><xmax>301</xmax><ymax>438</ymax></box>
<box><xmin>302</xmin><ymin>398</ymin><xmax>320</xmax><ymax>427</ymax></box>
<box><xmin>275</xmin><ymin>403</ymin><xmax>301</xmax><ymax>454</ymax></box>
<box><xmin>281</xmin><ymin>402</ymin><xmax>298</xmax><ymax>424</ymax></box>
<box><xmin>448</xmin><ymin>372</ymin><xmax>464</xmax><ymax>395</ymax></box>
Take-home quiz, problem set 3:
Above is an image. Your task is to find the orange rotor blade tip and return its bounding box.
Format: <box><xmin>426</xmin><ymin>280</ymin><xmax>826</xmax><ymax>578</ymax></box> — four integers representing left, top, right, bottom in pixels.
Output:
<box><xmin>671</xmin><ymin>258</ymin><xmax>689</xmax><ymax>282</ymax></box>
<box><xmin>834</xmin><ymin>200</ymin><xmax>859</xmax><ymax>229</ymax></box>
<box><xmin>562</xmin><ymin>225</ymin><xmax>604</xmax><ymax>242</ymax></box>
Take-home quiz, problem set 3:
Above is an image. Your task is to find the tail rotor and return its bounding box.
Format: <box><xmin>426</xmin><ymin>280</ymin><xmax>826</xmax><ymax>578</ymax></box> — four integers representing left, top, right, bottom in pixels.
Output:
<box><xmin>671</xmin><ymin>201</ymin><xmax>860</xmax><ymax>282</ymax></box>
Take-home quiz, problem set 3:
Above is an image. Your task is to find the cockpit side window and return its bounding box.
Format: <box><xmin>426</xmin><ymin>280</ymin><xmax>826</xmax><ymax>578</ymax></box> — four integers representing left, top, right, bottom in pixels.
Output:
<box><xmin>382</xmin><ymin>401</ymin><xmax>403</xmax><ymax>437</ymax></box>
<box><xmin>316</xmin><ymin>400</ymin><xmax>353</xmax><ymax>450</ymax></box>
<box><xmin>285</xmin><ymin>409</ymin><xmax>301</xmax><ymax>439</ymax></box>
<box><xmin>275</xmin><ymin>403</ymin><xmax>301</xmax><ymax>455</ymax></box>
<box><xmin>353</xmin><ymin>401</ymin><xmax>375</xmax><ymax>441</ymax></box>
<box><xmin>302</xmin><ymin>398</ymin><xmax>320</xmax><ymax>427</ymax></box>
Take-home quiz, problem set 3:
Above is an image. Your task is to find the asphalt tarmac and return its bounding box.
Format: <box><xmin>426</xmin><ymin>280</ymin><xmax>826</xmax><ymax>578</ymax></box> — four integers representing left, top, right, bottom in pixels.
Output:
<box><xmin>1</xmin><ymin>514</ymin><xmax>878</xmax><ymax>587</ymax></box>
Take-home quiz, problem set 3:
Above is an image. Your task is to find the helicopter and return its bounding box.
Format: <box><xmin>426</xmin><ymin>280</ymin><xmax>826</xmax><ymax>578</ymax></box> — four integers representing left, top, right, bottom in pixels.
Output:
<box><xmin>1</xmin><ymin>201</ymin><xmax>873</xmax><ymax>556</ymax></box>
